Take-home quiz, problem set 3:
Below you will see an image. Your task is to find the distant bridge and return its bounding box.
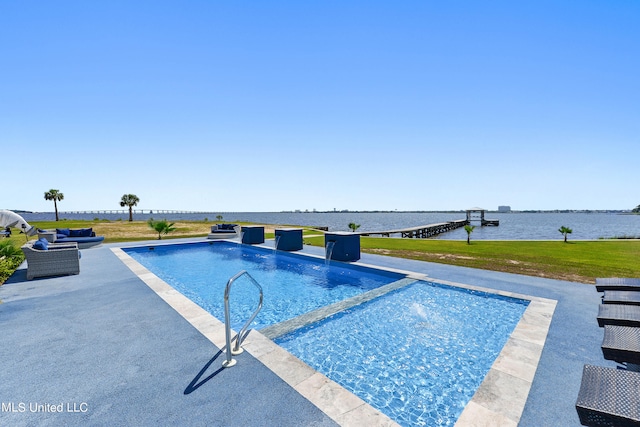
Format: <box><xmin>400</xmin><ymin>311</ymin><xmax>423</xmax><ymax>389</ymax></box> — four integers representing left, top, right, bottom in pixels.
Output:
<box><xmin>59</xmin><ymin>210</ymin><xmax>211</xmax><ymax>215</ymax></box>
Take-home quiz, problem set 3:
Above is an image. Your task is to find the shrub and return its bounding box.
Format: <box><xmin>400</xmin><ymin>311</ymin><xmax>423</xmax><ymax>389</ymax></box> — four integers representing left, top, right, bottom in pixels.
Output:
<box><xmin>0</xmin><ymin>240</ymin><xmax>24</xmax><ymax>284</ymax></box>
<box><xmin>0</xmin><ymin>240</ymin><xmax>22</xmax><ymax>260</ymax></box>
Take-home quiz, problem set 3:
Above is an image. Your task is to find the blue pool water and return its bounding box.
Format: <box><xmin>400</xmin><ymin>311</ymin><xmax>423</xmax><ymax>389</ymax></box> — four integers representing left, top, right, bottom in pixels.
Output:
<box><xmin>124</xmin><ymin>241</ymin><xmax>529</xmax><ymax>426</ymax></box>
<box><xmin>124</xmin><ymin>241</ymin><xmax>403</xmax><ymax>329</ymax></box>
<box><xmin>276</xmin><ymin>282</ymin><xmax>529</xmax><ymax>426</ymax></box>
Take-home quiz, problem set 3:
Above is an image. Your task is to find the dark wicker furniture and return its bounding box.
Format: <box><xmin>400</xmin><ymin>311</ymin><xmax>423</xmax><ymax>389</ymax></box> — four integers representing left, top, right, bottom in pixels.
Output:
<box><xmin>598</xmin><ymin>305</ymin><xmax>640</xmax><ymax>327</ymax></box>
<box><xmin>597</xmin><ymin>278</ymin><xmax>640</xmax><ymax>292</ymax></box>
<box><xmin>603</xmin><ymin>291</ymin><xmax>640</xmax><ymax>306</ymax></box>
<box><xmin>576</xmin><ymin>364</ymin><xmax>640</xmax><ymax>426</ymax></box>
<box><xmin>602</xmin><ymin>325</ymin><xmax>640</xmax><ymax>365</ymax></box>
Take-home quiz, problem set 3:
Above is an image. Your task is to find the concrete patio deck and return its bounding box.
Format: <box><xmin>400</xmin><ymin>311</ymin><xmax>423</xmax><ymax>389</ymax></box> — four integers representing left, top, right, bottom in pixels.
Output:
<box><xmin>0</xmin><ymin>238</ymin><xmax>613</xmax><ymax>426</ymax></box>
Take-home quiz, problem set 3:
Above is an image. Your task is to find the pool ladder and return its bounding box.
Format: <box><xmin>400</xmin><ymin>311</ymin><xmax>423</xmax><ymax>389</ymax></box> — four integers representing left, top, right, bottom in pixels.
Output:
<box><xmin>222</xmin><ymin>270</ymin><xmax>264</xmax><ymax>368</ymax></box>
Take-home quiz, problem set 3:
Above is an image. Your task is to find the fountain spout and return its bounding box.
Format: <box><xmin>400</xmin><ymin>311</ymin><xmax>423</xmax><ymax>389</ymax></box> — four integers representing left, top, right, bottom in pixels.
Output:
<box><xmin>325</xmin><ymin>241</ymin><xmax>336</xmax><ymax>265</ymax></box>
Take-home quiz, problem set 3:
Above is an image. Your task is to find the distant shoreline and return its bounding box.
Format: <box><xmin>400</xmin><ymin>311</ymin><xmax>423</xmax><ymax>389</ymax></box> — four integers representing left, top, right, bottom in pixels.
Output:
<box><xmin>11</xmin><ymin>209</ymin><xmax>636</xmax><ymax>214</ymax></box>
<box><xmin>18</xmin><ymin>210</ymin><xmax>640</xmax><ymax>240</ymax></box>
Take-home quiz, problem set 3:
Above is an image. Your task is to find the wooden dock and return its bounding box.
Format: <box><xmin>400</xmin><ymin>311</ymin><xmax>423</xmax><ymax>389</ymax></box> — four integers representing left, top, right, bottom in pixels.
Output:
<box><xmin>357</xmin><ymin>220</ymin><xmax>469</xmax><ymax>238</ymax></box>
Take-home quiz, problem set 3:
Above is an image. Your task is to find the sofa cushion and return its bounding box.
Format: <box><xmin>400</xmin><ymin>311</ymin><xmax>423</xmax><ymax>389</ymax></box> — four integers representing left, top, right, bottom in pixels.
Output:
<box><xmin>56</xmin><ymin>228</ymin><xmax>70</xmax><ymax>236</ymax></box>
<box><xmin>33</xmin><ymin>238</ymin><xmax>49</xmax><ymax>250</ymax></box>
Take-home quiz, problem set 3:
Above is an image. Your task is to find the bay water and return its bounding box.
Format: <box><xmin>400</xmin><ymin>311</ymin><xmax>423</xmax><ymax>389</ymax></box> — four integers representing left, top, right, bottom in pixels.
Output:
<box><xmin>21</xmin><ymin>211</ymin><xmax>640</xmax><ymax>240</ymax></box>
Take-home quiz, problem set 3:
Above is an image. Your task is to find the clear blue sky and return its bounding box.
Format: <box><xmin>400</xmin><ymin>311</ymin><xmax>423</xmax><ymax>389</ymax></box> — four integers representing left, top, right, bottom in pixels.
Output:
<box><xmin>2</xmin><ymin>1</ymin><xmax>638</xmax><ymax>212</ymax></box>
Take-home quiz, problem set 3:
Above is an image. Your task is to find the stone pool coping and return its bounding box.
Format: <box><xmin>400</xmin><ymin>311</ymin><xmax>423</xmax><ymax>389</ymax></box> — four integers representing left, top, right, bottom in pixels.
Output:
<box><xmin>112</xmin><ymin>244</ymin><xmax>556</xmax><ymax>427</ymax></box>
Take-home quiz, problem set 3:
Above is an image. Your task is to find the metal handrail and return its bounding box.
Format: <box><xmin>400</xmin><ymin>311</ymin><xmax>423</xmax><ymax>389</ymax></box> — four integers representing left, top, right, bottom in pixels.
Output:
<box><xmin>222</xmin><ymin>270</ymin><xmax>263</xmax><ymax>368</ymax></box>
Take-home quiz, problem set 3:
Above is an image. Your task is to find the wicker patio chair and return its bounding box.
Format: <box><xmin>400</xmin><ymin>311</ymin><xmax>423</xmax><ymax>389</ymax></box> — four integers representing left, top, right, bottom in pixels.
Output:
<box><xmin>596</xmin><ymin>278</ymin><xmax>640</xmax><ymax>292</ymax></box>
<box><xmin>576</xmin><ymin>364</ymin><xmax>640</xmax><ymax>426</ymax></box>
<box><xmin>597</xmin><ymin>304</ymin><xmax>640</xmax><ymax>327</ymax></box>
<box><xmin>21</xmin><ymin>241</ymin><xmax>80</xmax><ymax>280</ymax></box>
<box><xmin>602</xmin><ymin>325</ymin><xmax>640</xmax><ymax>366</ymax></box>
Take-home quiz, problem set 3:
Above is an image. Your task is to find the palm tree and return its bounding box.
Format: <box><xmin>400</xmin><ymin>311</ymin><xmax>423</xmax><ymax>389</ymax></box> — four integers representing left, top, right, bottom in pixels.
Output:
<box><xmin>147</xmin><ymin>219</ymin><xmax>176</xmax><ymax>240</ymax></box>
<box><xmin>559</xmin><ymin>225</ymin><xmax>573</xmax><ymax>243</ymax></box>
<box><xmin>464</xmin><ymin>224</ymin><xmax>476</xmax><ymax>244</ymax></box>
<box><xmin>348</xmin><ymin>222</ymin><xmax>361</xmax><ymax>232</ymax></box>
<box><xmin>633</xmin><ymin>205</ymin><xmax>640</xmax><ymax>213</ymax></box>
<box><xmin>44</xmin><ymin>189</ymin><xmax>64</xmax><ymax>221</ymax></box>
<box><xmin>120</xmin><ymin>194</ymin><xmax>140</xmax><ymax>222</ymax></box>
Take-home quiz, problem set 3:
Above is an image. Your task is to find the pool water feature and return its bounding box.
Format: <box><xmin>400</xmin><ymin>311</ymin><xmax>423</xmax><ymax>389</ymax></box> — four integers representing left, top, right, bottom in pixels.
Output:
<box><xmin>325</xmin><ymin>240</ymin><xmax>335</xmax><ymax>264</ymax></box>
<box><xmin>123</xmin><ymin>241</ymin><xmax>530</xmax><ymax>427</ymax></box>
<box><xmin>123</xmin><ymin>241</ymin><xmax>404</xmax><ymax>330</ymax></box>
<box><xmin>275</xmin><ymin>281</ymin><xmax>529</xmax><ymax>426</ymax></box>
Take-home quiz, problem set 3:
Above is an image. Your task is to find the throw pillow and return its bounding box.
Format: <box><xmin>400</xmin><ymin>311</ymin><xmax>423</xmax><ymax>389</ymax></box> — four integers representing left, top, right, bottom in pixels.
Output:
<box><xmin>33</xmin><ymin>238</ymin><xmax>49</xmax><ymax>250</ymax></box>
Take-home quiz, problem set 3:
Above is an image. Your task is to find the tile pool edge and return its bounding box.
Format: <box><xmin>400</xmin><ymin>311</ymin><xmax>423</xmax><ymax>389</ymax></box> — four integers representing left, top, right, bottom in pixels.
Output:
<box><xmin>111</xmin><ymin>246</ymin><xmax>557</xmax><ymax>427</ymax></box>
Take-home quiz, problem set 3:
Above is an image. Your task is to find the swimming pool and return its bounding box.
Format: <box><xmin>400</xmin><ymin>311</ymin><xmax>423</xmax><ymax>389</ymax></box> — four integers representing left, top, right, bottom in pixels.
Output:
<box><xmin>124</xmin><ymin>241</ymin><xmax>404</xmax><ymax>329</ymax></box>
<box><xmin>123</xmin><ymin>241</ymin><xmax>529</xmax><ymax>426</ymax></box>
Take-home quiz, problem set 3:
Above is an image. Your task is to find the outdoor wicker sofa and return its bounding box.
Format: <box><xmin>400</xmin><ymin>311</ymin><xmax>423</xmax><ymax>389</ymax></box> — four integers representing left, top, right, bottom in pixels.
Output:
<box><xmin>37</xmin><ymin>227</ymin><xmax>104</xmax><ymax>249</ymax></box>
<box><xmin>21</xmin><ymin>240</ymin><xmax>80</xmax><ymax>280</ymax></box>
<box><xmin>207</xmin><ymin>224</ymin><xmax>240</xmax><ymax>240</ymax></box>
<box><xmin>576</xmin><ymin>364</ymin><xmax>640</xmax><ymax>427</ymax></box>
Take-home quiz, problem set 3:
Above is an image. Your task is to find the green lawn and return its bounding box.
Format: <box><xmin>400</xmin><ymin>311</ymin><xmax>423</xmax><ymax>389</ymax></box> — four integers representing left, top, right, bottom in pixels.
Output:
<box><xmin>3</xmin><ymin>220</ymin><xmax>639</xmax><ymax>285</ymax></box>
<box><xmin>304</xmin><ymin>236</ymin><xmax>640</xmax><ymax>283</ymax></box>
